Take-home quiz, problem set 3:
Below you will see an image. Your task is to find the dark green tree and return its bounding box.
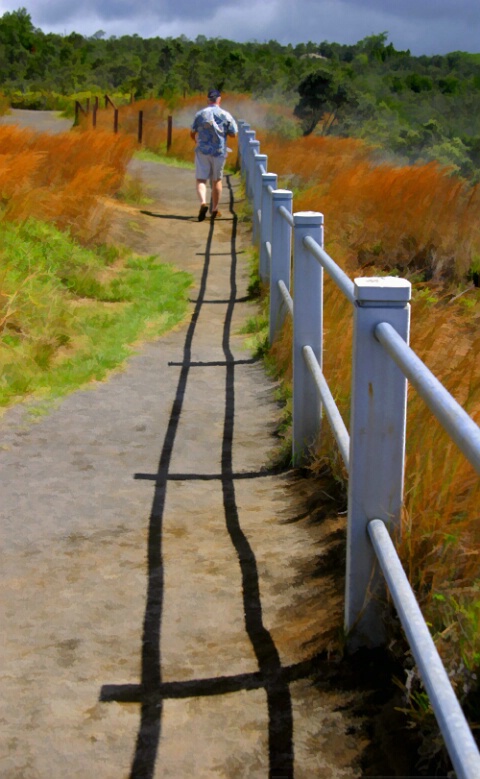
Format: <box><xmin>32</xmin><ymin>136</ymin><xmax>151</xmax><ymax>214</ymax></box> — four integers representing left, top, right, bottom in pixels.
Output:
<box><xmin>294</xmin><ymin>68</ymin><xmax>357</xmax><ymax>135</ymax></box>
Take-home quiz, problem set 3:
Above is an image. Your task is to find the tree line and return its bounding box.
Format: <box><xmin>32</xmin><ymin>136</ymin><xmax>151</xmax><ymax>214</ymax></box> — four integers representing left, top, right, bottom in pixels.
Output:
<box><xmin>1</xmin><ymin>9</ymin><xmax>480</xmax><ymax>178</ymax></box>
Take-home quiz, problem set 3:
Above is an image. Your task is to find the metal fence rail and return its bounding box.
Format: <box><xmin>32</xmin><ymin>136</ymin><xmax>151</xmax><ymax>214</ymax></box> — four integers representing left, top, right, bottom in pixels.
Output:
<box><xmin>369</xmin><ymin>519</ymin><xmax>480</xmax><ymax>779</ymax></box>
<box><xmin>376</xmin><ymin>321</ymin><xmax>480</xmax><ymax>471</ymax></box>
<box><xmin>302</xmin><ymin>345</ymin><xmax>350</xmax><ymax>468</ymax></box>
<box><xmin>237</xmin><ymin>120</ymin><xmax>480</xmax><ymax>779</ymax></box>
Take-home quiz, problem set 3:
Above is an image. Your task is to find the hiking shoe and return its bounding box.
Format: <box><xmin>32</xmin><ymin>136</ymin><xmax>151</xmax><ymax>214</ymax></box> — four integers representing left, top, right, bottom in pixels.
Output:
<box><xmin>198</xmin><ymin>204</ymin><xmax>208</xmax><ymax>222</ymax></box>
<box><xmin>211</xmin><ymin>210</ymin><xmax>221</xmax><ymax>219</ymax></box>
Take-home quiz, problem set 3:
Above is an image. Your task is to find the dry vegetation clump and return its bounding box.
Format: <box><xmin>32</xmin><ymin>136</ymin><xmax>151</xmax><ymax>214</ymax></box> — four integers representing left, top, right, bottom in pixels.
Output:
<box><xmin>0</xmin><ymin>125</ymin><xmax>136</xmax><ymax>242</ymax></box>
<box><xmin>257</xmin><ymin>131</ymin><xmax>372</xmax><ymax>190</ymax></box>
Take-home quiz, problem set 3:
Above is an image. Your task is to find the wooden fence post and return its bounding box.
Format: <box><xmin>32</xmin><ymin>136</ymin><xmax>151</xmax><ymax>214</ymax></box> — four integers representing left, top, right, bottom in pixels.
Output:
<box><xmin>167</xmin><ymin>115</ymin><xmax>173</xmax><ymax>151</ymax></box>
<box><xmin>74</xmin><ymin>100</ymin><xmax>87</xmax><ymax>126</ymax></box>
<box><xmin>138</xmin><ymin>110</ymin><xmax>143</xmax><ymax>144</ymax></box>
<box><xmin>114</xmin><ymin>108</ymin><xmax>119</xmax><ymax>134</ymax></box>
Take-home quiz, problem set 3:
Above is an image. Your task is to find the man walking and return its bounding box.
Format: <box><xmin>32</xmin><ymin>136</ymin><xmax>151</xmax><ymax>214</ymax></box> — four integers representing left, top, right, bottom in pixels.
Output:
<box><xmin>190</xmin><ymin>89</ymin><xmax>238</xmax><ymax>221</ymax></box>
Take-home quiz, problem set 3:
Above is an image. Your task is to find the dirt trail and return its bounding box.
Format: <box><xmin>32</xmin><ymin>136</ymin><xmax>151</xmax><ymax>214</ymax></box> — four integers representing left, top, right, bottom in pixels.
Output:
<box><xmin>0</xmin><ymin>108</ymin><xmax>74</xmax><ymax>133</ymax></box>
<box><xmin>0</xmin><ymin>111</ymin><xmax>370</xmax><ymax>778</ymax></box>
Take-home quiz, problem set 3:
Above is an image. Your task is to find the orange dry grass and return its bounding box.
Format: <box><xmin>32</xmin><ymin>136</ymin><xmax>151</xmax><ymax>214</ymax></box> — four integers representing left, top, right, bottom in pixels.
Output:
<box><xmin>258</xmin><ymin>132</ymin><xmax>480</xmax><ymax>282</ymax></box>
<box><xmin>265</xmin><ymin>130</ymin><xmax>480</xmax><ymax>661</ymax></box>
<box><xmin>402</xmin><ymin>302</ymin><xmax>480</xmax><ymax>601</ymax></box>
<box><xmin>256</xmin><ymin>132</ymin><xmax>372</xmax><ymax>188</ymax></box>
<box><xmin>0</xmin><ymin>125</ymin><xmax>135</xmax><ymax>241</ymax></box>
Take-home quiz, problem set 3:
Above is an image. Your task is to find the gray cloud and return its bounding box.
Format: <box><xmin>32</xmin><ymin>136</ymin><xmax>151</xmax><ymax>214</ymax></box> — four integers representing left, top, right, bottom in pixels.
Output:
<box><xmin>342</xmin><ymin>0</ymin><xmax>480</xmax><ymax>24</ymax></box>
<box><xmin>0</xmin><ymin>0</ymin><xmax>479</xmax><ymax>54</ymax></box>
<box><xmin>31</xmin><ymin>0</ymin><xmax>241</xmax><ymax>26</ymax></box>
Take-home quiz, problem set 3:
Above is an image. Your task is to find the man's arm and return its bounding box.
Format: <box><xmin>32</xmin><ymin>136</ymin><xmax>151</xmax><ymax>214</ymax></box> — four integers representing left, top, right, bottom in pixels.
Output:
<box><xmin>227</xmin><ymin>115</ymin><xmax>238</xmax><ymax>136</ymax></box>
<box><xmin>190</xmin><ymin>113</ymin><xmax>199</xmax><ymax>142</ymax></box>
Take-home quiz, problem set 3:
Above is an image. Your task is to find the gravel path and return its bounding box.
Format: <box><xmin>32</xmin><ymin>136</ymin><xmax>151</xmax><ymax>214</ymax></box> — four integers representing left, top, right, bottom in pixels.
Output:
<box><xmin>0</xmin><ymin>112</ymin><xmax>366</xmax><ymax>778</ymax></box>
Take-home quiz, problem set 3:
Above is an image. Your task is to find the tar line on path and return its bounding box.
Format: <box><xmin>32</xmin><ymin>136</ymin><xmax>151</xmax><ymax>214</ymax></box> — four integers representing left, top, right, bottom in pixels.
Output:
<box><xmin>99</xmin><ymin>176</ymin><xmax>318</xmax><ymax>778</ymax></box>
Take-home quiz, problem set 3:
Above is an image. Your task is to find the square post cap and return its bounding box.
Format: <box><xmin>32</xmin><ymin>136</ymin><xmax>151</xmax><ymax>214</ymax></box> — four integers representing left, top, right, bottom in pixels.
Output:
<box><xmin>293</xmin><ymin>211</ymin><xmax>324</xmax><ymax>227</ymax></box>
<box><xmin>354</xmin><ymin>277</ymin><xmax>411</xmax><ymax>305</ymax></box>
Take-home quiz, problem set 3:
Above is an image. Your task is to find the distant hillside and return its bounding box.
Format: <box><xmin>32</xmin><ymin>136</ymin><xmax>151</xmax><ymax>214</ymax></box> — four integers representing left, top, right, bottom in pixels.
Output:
<box><xmin>1</xmin><ymin>9</ymin><xmax>480</xmax><ymax>176</ymax></box>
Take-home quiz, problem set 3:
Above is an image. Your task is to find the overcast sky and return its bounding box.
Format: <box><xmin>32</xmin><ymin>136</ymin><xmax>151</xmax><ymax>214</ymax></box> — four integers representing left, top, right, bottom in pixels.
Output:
<box><xmin>0</xmin><ymin>0</ymin><xmax>479</xmax><ymax>56</ymax></box>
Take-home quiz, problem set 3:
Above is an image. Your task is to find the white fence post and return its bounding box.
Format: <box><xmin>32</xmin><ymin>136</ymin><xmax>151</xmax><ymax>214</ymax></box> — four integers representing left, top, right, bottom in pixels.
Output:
<box><xmin>292</xmin><ymin>212</ymin><xmax>324</xmax><ymax>463</ymax></box>
<box><xmin>259</xmin><ymin>173</ymin><xmax>277</xmax><ymax>283</ymax></box>
<box><xmin>269</xmin><ymin>189</ymin><xmax>293</xmax><ymax>345</ymax></box>
<box><xmin>253</xmin><ymin>153</ymin><xmax>267</xmax><ymax>245</ymax></box>
<box><xmin>241</xmin><ymin>128</ymin><xmax>254</xmax><ymax>180</ymax></box>
<box><xmin>238</xmin><ymin>120</ymin><xmax>250</xmax><ymax>140</ymax></box>
<box><xmin>237</xmin><ymin>121</ymin><xmax>250</xmax><ymax>172</ymax></box>
<box><xmin>345</xmin><ymin>277</ymin><xmax>412</xmax><ymax>647</ymax></box>
<box><xmin>247</xmin><ymin>139</ymin><xmax>260</xmax><ymax>199</ymax></box>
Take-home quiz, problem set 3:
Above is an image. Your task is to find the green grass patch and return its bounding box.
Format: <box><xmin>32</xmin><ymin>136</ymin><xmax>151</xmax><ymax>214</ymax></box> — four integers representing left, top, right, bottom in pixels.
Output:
<box><xmin>0</xmin><ymin>218</ymin><xmax>192</xmax><ymax>408</ymax></box>
<box><xmin>116</xmin><ymin>173</ymin><xmax>154</xmax><ymax>206</ymax></box>
<box><xmin>134</xmin><ymin>148</ymin><xmax>195</xmax><ymax>169</ymax></box>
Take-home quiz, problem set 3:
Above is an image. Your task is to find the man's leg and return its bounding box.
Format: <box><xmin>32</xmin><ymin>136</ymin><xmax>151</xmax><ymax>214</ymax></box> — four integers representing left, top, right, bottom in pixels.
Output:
<box><xmin>211</xmin><ymin>156</ymin><xmax>226</xmax><ymax>217</ymax></box>
<box><xmin>211</xmin><ymin>178</ymin><xmax>222</xmax><ymax>214</ymax></box>
<box><xmin>194</xmin><ymin>147</ymin><xmax>211</xmax><ymax>221</ymax></box>
<box><xmin>196</xmin><ymin>179</ymin><xmax>207</xmax><ymax>206</ymax></box>
<box><xmin>196</xmin><ymin>179</ymin><xmax>209</xmax><ymax>221</ymax></box>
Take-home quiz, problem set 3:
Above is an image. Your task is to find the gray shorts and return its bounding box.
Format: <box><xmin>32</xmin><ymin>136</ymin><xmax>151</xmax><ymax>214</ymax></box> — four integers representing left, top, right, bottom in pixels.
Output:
<box><xmin>195</xmin><ymin>149</ymin><xmax>226</xmax><ymax>181</ymax></box>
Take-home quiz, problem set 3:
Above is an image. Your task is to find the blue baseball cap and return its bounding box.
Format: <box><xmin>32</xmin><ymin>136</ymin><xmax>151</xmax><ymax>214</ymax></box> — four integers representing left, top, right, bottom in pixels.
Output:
<box><xmin>208</xmin><ymin>89</ymin><xmax>221</xmax><ymax>100</ymax></box>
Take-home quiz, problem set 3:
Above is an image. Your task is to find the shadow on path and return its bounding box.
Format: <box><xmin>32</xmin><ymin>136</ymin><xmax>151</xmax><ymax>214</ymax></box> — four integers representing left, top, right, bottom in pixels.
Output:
<box><xmin>140</xmin><ymin>210</ymin><xmax>197</xmax><ymax>222</ymax></box>
<box><xmin>100</xmin><ymin>175</ymin><xmax>315</xmax><ymax>778</ymax></box>
<box><xmin>140</xmin><ymin>210</ymin><xmax>233</xmax><ymax>222</ymax></box>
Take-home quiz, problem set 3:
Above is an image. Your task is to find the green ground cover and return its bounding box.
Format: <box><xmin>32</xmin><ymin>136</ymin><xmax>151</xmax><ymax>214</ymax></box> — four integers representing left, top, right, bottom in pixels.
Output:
<box><xmin>0</xmin><ymin>218</ymin><xmax>192</xmax><ymax>409</ymax></box>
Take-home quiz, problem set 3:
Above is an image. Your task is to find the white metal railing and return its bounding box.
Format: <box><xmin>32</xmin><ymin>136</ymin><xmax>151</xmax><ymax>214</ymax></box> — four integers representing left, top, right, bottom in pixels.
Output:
<box><xmin>375</xmin><ymin>321</ymin><xmax>480</xmax><ymax>471</ymax></box>
<box><xmin>237</xmin><ymin>120</ymin><xmax>480</xmax><ymax>779</ymax></box>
